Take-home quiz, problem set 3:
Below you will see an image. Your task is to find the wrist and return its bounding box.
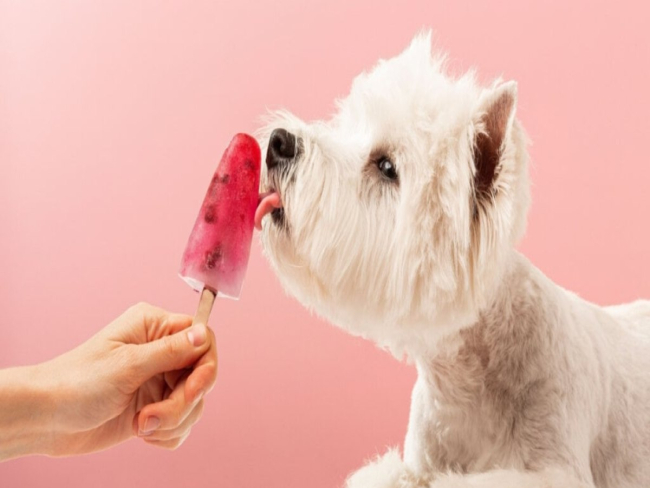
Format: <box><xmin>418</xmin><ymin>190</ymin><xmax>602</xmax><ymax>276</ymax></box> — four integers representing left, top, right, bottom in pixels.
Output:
<box><xmin>0</xmin><ymin>363</ymin><xmax>58</xmax><ymax>460</ymax></box>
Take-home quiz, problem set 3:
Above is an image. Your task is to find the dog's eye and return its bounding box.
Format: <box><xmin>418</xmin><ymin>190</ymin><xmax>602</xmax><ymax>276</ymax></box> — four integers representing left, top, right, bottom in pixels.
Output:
<box><xmin>377</xmin><ymin>157</ymin><xmax>398</xmax><ymax>181</ymax></box>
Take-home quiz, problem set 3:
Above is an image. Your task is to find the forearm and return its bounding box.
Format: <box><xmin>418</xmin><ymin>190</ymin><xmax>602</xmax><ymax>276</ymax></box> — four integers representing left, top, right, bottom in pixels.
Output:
<box><xmin>0</xmin><ymin>364</ymin><xmax>55</xmax><ymax>461</ymax></box>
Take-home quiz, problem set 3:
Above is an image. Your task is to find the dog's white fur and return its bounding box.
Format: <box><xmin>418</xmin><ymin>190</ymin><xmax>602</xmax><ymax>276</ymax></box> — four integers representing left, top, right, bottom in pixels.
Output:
<box><xmin>257</xmin><ymin>32</ymin><xmax>650</xmax><ymax>487</ymax></box>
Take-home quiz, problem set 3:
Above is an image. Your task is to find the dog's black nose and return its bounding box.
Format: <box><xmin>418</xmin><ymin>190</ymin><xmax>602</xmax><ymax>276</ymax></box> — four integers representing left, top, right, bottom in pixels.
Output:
<box><xmin>267</xmin><ymin>128</ymin><xmax>296</xmax><ymax>169</ymax></box>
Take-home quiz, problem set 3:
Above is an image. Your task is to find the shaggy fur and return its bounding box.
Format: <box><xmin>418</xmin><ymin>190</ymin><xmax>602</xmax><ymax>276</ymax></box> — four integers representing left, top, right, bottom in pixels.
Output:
<box><xmin>257</xmin><ymin>32</ymin><xmax>650</xmax><ymax>487</ymax></box>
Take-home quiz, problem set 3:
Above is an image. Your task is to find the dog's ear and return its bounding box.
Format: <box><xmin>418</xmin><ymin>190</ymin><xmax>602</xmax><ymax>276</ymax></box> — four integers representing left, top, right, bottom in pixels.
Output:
<box><xmin>472</xmin><ymin>81</ymin><xmax>517</xmax><ymax>205</ymax></box>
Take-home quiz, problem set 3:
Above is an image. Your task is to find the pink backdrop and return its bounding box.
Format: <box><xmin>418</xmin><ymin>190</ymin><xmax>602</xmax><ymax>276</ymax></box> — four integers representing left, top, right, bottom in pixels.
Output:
<box><xmin>1</xmin><ymin>1</ymin><xmax>648</xmax><ymax>487</ymax></box>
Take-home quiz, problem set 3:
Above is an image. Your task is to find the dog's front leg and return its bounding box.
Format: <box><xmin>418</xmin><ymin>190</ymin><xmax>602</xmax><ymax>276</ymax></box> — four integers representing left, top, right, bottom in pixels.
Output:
<box><xmin>428</xmin><ymin>469</ymin><xmax>594</xmax><ymax>488</ymax></box>
<box><xmin>345</xmin><ymin>456</ymin><xmax>593</xmax><ymax>488</ymax></box>
<box><xmin>344</xmin><ymin>448</ymin><xmax>429</xmax><ymax>488</ymax></box>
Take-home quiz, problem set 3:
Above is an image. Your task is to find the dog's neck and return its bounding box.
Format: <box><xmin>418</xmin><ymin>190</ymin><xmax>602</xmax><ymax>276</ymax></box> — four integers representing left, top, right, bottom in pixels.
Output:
<box><xmin>401</xmin><ymin>251</ymin><xmax>595</xmax><ymax>475</ymax></box>
<box><xmin>412</xmin><ymin>251</ymin><xmax>565</xmax><ymax>409</ymax></box>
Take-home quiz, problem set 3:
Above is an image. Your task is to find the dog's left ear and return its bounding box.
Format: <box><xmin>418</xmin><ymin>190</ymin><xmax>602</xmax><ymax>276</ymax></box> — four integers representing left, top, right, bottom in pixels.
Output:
<box><xmin>472</xmin><ymin>81</ymin><xmax>518</xmax><ymax>204</ymax></box>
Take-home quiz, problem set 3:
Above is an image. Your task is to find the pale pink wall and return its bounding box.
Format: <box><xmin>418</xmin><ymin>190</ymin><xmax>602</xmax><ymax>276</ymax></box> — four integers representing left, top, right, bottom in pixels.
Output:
<box><xmin>1</xmin><ymin>1</ymin><xmax>648</xmax><ymax>487</ymax></box>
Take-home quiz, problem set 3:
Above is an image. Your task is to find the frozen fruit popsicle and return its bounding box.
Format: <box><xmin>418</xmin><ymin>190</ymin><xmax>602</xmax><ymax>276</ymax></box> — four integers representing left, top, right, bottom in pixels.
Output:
<box><xmin>179</xmin><ymin>133</ymin><xmax>261</xmax><ymax>322</ymax></box>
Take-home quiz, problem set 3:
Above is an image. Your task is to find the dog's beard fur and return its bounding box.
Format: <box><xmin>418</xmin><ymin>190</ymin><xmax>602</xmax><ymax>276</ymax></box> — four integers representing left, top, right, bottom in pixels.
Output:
<box><xmin>257</xmin><ymin>32</ymin><xmax>531</xmax><ymax>358</ymax></box>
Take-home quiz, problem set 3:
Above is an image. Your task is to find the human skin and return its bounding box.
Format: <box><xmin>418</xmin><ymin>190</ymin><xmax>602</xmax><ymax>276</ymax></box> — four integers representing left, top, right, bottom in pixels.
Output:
<box><xmin>0</xmin><ymin>302</ymin><xmax>217</xmax><ymax>461</ymax></box>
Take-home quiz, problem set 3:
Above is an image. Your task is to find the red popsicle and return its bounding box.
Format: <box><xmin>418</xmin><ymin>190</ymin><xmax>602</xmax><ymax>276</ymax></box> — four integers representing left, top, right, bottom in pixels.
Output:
<box><xmin>179</xmin><ymin>134</ymin><xmax>261</xmax><ymax>322</ymax></box>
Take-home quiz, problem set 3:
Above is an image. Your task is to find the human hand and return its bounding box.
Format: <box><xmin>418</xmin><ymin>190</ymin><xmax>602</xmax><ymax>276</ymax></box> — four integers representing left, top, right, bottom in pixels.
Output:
<box><xmin>34</xmin><ymin>302</ymin><xmax>217</xmax><ymax>456</ymax></box>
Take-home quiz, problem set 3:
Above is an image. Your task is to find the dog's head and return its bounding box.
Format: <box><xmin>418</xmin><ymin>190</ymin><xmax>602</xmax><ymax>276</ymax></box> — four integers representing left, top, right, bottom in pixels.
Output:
<box><xmin>255</xmin><ymin>32</ymin><xmax>530</xmax><ymax>354</ymax></box>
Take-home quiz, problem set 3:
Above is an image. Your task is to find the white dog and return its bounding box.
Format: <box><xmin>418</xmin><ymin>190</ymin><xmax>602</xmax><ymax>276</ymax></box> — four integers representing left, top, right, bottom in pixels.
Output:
<box><xmin>253</xmin><ymin>32</ymin><xmax>650</xmax><ymax>488</ymax></box>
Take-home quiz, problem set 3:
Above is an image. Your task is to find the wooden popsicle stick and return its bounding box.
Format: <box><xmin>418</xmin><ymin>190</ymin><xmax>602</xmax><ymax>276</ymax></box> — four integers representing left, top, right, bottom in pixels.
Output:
<box><xmin>193</xmin><ymin>288</ymin><xmax>216</xmax><ymax>327</ymax></box>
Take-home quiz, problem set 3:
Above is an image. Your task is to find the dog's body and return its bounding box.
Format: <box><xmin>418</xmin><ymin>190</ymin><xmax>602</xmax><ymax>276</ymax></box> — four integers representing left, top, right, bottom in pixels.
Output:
<box><xmin>361</xmin><ymin>254</ymin><xmax>650</xmax><ymax>488</ymax></box>
<box><xmin>255</xmin><ymin>32</ymin><xmax>650</xmax><ymax>487</ymax></box>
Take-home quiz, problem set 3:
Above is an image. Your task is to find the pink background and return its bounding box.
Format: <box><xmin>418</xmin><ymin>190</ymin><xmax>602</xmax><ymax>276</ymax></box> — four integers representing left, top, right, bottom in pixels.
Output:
<box><xmin>1</xmin><ymin>1</ymin><xmax>648</xmax><ymax>487</ymax></box>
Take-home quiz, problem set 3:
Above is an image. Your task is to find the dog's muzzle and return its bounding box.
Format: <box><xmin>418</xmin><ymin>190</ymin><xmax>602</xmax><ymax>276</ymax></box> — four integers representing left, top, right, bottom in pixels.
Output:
<box><xmin>255</xmin><ymin>128</ymin><xmax>300</xmax><ymax>230</ymax></box>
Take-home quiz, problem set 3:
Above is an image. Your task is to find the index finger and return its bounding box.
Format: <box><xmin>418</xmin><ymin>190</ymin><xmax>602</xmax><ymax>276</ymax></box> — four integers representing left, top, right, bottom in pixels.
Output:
<box><xmin>105</xmin><ymin>302</ymin><xmax>193</xmax><ymax>345</ymax></box>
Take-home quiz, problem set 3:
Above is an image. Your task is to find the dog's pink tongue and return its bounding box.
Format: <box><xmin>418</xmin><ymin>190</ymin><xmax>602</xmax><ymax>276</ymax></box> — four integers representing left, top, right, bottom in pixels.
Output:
<box><xmin>255</xmin><ymin>192</ymin><xmax>282</xmax><ymax>230</ymax></box>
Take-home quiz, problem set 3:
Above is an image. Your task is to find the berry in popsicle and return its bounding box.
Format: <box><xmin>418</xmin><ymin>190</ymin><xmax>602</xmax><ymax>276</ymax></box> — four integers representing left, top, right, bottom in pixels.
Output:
<box><xmin>180</xmin><ymin>133</ymin><xmax>261</xmax><ymax>300</ymax></box>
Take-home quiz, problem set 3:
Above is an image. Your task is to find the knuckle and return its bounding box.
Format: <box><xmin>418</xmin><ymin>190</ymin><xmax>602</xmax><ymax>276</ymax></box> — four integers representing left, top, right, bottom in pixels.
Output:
<box><xmin>132</xmin><ymin>301</ymin><xmax>150</xmax><ymax>313</ymax></box>
<box><xmin>194</xmin><ymin>401</ymin><xmax>205</xmax><ymax>420</ymax></box>
<box><xmin>163</xmin><ymin>336</ymin><xmax>182</xmax><ymax>360</ymax></box>
<box><xmin>205</xmin><ymin>369</ymin><xmax>218</xmax><ymax>391</ymax></box>
<box><xmin>179</xmin><ymin>432</ymin><xmax>191</xmax><ymax>446</ymax></box>
<box><xmin>209</xmin><ymin>362</ymin><xmax>218</xmax><ymax>385</ymax></box>
<box><xmin>127</xmin><ymin>302</ymin><xmax>151</xmax><ymax>321</ymax></box>
<box><xmin>162</xmin><ymin>442</ymin><xmax>177</xmax><ymax>451</ymax></box>
<box><xmin>169</xmin><ymin>436</ymin><xmax>186</xmax><ymax>450</ymax></box>
<box><xmin>169</xmin><ymin>413</ymin><xmax>183</xmax><ymax>430</ymax></box>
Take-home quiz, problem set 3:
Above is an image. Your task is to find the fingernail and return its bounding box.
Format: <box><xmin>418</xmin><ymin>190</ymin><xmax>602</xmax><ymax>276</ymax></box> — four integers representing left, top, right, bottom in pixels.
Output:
<box><xmin>187</xmin><ymin>324</ymin><xmax>207</xmax><ymax>347</ymax></box>
<box><xmin>139</xmin><ymin>416</ymin><xmax>160</xmax><ymax>436</ymax></box>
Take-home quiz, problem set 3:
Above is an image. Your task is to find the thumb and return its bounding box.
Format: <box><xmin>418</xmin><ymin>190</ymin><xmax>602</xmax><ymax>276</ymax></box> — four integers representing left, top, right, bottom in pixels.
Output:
<box><xmin>133</xmin><ymin>323</ymin><xmax>210</xmax><ymax>380</ymax></box>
